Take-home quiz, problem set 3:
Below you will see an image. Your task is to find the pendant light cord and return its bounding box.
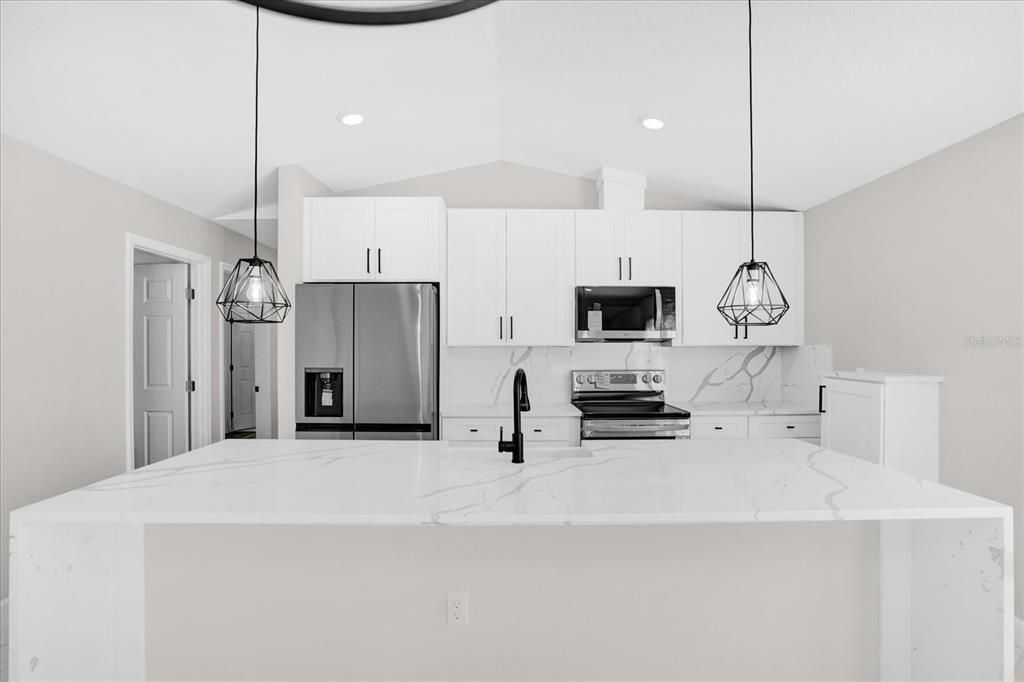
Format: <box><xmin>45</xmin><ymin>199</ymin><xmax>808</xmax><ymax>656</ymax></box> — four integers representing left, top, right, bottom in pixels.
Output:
<box><xmin>252</xmin><ymin>6</ymin><xmax>260</xmax><ymax>259</ymax></box>
<box><xmin>747</xmin><ymin>0</ymin><xmax>755</xmax><ymax>263</ymax></box>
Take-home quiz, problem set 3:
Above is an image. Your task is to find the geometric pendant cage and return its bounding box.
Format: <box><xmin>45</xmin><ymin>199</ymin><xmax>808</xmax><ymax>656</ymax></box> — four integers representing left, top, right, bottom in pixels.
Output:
<box><xmin>217</xmin><ymin>257</ymin><xmax>291</xmax><ymax>323</ymax></box>
<box><xmin>716</xmin><ymin>260</ymin><xmax>789</xmax><ymax>327</ymax></box>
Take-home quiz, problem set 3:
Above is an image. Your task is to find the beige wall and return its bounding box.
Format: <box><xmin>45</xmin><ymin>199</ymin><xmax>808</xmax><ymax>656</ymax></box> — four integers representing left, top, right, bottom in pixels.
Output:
<box><xmin>804</xmin><ymin>114</ymin><xmax>1024</xmax><ymax>617</ymax></box>
<box><xmin>146</xmin><ymin>523</ymin><xmax>878</xmax><ymax>680</ymax></box>
<box><xmin>342</xmin><ymin>160</ymin><xmax>719</xmax><ymax>210</ymax></box>
<box><xmin>0</xmin><ymin>134</ymin><xmax>271</xmax><ymax>599</ymax></box>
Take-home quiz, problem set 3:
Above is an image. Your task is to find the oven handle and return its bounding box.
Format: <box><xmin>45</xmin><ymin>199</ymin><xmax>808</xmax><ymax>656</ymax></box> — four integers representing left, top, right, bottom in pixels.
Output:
<box><xmin>582</xmin><ymin>419</ymin><xmax>690</xmax><ymax>431</ymax></box>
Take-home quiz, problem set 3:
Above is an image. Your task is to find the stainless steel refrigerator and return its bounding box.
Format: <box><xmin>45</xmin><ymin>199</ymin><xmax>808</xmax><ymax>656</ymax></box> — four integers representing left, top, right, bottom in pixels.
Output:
<box><xmin>295</xmin><ymin>283</ymin><xmax>438</xmax><ymax>440</ymax></box>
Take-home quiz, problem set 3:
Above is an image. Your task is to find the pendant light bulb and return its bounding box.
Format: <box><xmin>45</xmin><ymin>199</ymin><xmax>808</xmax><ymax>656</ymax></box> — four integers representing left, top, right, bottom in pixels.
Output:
<box><xmin>743</xmin><ymin>266</ymin><xmax>762</xmax><ymax>306</ymax></box>
<box><xmin>246</xmin><ymin>273</ymin><xmax>265</xmax><ymax>303</ymax></box>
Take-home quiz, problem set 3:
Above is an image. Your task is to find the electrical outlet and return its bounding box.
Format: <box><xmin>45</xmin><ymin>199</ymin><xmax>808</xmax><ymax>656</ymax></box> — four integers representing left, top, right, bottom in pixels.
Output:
<box><xmin>447</xmin><ymin>592</ymin><xmax>469</xmax><ymax>626</ymax></box>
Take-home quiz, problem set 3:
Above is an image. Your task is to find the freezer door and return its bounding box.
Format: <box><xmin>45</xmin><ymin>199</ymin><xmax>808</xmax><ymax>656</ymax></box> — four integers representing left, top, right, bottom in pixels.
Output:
<box><xmin>294</xmin><ymin>284</ymin><xmax>355</xmax><ymax>431</ymax></box>
<box><xmin>354</xmin><ymin>284</ymin><xmax>438</xmax><ymax>439</ymax></box>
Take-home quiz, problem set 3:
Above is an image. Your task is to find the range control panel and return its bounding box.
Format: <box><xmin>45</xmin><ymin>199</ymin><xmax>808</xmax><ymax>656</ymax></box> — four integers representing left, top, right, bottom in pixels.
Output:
<box><xmin>570</xmin><ymin>370</ymin><xmax>665</xmax><ymax>393</ymax></box>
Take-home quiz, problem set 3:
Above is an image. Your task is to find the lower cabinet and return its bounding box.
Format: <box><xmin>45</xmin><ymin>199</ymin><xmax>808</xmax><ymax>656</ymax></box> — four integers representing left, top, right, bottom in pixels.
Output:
<box><xmin>691</xmin><ymin>414</ymin><xmax>820</xmax><ymax>444</ymax></box>
<box><xmin>442</xmin><ymin>417</ymin><xmax>581</xmax><ymax>446</ymax></box>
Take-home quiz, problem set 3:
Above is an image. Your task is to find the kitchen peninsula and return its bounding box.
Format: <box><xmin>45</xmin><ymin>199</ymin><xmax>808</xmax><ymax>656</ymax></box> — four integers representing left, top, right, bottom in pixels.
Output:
<box><xmin>9</xmin><ymin>439</ymin><xmax>1014</xmax><ymax>681</ymax></box>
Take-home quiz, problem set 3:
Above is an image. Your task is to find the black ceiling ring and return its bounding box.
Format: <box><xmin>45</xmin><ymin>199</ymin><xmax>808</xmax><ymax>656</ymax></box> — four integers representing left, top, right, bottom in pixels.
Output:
<box><xmin>238</xmin><ymin>0</ymin><xmax>499</xmax><ymax>26</ymax></box>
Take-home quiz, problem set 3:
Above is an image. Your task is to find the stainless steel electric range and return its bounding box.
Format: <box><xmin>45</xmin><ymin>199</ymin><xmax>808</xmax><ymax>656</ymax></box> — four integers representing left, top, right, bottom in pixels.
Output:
<box><xmin>571</xmin><ymin>370</ymin><xmax>690</xmax><ymax>441</ymax></box>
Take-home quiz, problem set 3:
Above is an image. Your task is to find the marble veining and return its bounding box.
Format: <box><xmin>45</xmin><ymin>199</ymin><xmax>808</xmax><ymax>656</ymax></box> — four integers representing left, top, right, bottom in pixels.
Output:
<box><xmin>12</xmin><ymin>439</ymin><xmax>1007</xmax><ymax>527</ymax></box>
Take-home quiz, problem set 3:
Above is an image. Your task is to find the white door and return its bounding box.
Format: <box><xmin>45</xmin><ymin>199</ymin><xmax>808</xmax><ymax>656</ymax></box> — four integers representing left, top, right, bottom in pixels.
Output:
<box><xmin>254</xmin><ymin>324</ymin><xmax>272</xmax><ymax>438</ymax></box>
<box><xmin>133</xmin><ymin>263</ymin><xmax>189</xmax><ymax>467</ymax></box>
<box><xmin>738</xmin><ymin>212</ymin><xmax>803</xmax><ymax>346</ymax></box>
<box><xmin>374</xmin><ymin>198</ymin><xmax>442</xmax><ymax>282</ymax></box>
<box><xmin>623</xmin><ymin>211</ymin><xmax>669</xmax><ymax>284</ymax></box>
<box><xmin>574</xmin><ymin>210</ymin><xmax>623</xmax><ymax>285</ymax></box>
<box><xmin>304</xmin><ymin>197</ymin><xmax>376</xmax><ymax>281</ymax></box>
<box><xmin>680</xmin><ymin>211</ymin><xmax>744</xmax><ymax>346</ymax></box>
<box><xmin>447</xmin><ymin>210</ymin><xmax>507</xmax><ymax>346</ymax></box>
<box><xmin>506</xmin><ymin>210</ymin><xmax>575</xmax><ymax>346</ymax></box>
<box><xmin>231</xmin><ymin>324</ymin><xmax>256</xmax><ymax>431</ymax></box>
<box><xmin>821</xmin><ymin>379</ymin><xmax>885</xmax><ymax>465</ymax></box>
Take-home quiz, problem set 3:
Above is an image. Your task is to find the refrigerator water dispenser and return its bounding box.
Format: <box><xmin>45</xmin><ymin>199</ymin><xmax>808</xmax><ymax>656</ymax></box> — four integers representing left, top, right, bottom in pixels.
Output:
<box><xmin>304</xmin><ymin>369</ymin><xmax>343</xmax><ymax>418</ymax></box>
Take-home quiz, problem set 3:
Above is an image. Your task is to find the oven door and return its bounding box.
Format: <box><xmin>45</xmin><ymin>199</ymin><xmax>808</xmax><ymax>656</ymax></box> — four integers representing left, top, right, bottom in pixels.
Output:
<box><xmin>576</xmin><ymin>286</ymin><xmax>676</xmax><ymax>342</ymax></box>
<box><xmin>581</xmin><ymin>418</ymin><xmax>690</xmax><ymax>440</ymax></box>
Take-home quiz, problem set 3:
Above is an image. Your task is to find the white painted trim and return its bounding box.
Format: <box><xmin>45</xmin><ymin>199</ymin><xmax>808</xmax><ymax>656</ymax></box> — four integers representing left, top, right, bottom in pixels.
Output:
<box><xmin>218</xmin><ymin>261</ymin><xmax>233</xmax><ymax>439</ymax></box>
<box><xmin>1016</xmin><ymin>616</ymin><xmax>1023</xmax><ymax>660</ymax></box>
<box><xmin>125</xmin><ymin>234</ymin><xmax>213</xmax><ymax>471</ymax></box>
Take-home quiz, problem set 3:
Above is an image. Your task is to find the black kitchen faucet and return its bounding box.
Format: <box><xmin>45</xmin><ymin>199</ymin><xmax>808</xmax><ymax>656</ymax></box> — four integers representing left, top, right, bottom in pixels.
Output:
<box><xmin>497</xmin><ymin>368</ymin><xmax>531</xmax><ymax>463</ymax></box>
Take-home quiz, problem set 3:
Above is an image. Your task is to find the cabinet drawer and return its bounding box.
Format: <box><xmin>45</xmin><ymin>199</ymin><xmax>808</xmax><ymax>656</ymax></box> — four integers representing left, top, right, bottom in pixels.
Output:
<box><xmin>442</xmin><ymin>418</ymin><xmax>504</xmax><ymax>442</ymax></box>
<box><xmin>748</xmin><ymin>415</ymin><xmax>821</xmax><ymax>439</ymax></box>
<box><xmin>522</xmin><ymin>418</ymin><xmax>576</xmax><ymax>443</ymax></box>
<box><xmin>690</xmin><ymin>416</ymin><xmax>748</xmax><ymax>439</ymax></box>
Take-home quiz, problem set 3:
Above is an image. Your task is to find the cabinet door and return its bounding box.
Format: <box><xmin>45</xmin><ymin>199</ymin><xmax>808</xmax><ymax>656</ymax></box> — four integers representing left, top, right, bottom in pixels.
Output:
<box><xmin>304</xmin><ymin>198</ymin><xmax>376</xmax><ymax>281</ymax></box>
<box><xmin>738</xmin><ymin>212</ymin><xmax>803</xmax><ymax>346</ymax></box>
<box><xmin>821</xmin><ymin>379</ymin><xmax>884</xmax><ymax>465</ymax></box>
<box><xmin>574</xmin><ymin>210</ymin><xmax>624</xmax><ymax>285</ymax></box>
<box><xmin>446</xmin><ymin>210</ymin><xmax>507</xmax><ymax>347</ymax></box>
<box><xmin>623</xmin><ymin>211</ymin><xmax>675</xmax><ymax>285</ymax></box>
<box><xmin>680</xmin><ymin>211</ymin><xmax>744</xmax><ymax>345</ymax></box>
<box><xmin>374</xmin><ymin>198</ymin><xmax>442</xmax><ymax>282</ymax></box>
<box><xmin>506</xmin><ymin>210</ymin><xmax>575</xmax><ymax>346</ymax></box>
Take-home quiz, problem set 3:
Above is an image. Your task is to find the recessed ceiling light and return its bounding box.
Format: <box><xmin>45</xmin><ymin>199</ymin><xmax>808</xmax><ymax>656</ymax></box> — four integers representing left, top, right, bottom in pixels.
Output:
<box><xmin>338</xmin><ymin>113</ymin><xmax>364</xmax><ymax>126</ymax></box>
<box><xmin>641</xmin><ymin>117</ymin><xmax>665</xmax><ymax>130</ymax></box>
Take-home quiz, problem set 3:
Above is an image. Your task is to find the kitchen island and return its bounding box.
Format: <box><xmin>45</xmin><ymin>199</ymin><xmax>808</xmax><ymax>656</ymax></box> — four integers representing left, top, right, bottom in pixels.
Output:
<box><xmin>9</xmin><ymin>439</ymin><xmax>1014</xmax><ymax>680</ymax></box>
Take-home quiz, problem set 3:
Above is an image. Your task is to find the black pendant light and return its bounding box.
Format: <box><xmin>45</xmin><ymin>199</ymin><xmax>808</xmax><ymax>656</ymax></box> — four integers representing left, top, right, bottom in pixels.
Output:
<box><xmin>217</xmin><ymin>7</ymin><xmax>291</xmax><ymax>324</ymax></box>
<box><xmin>717</xmin><ymin>0</ymin><xmax>789</xmax><ymax>332</ymax></box>
<box><xmin>238</xmin><ymin>0</ymin><xmax>497</xmax><ymax>26</ymax></box>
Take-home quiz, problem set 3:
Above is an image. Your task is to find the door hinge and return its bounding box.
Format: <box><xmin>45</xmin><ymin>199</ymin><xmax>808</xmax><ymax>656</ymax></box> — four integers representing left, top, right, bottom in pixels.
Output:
<box><xmin>187</xmin><ymin>379</ymin><xmax>196</xmax><ymax>392</ymax></box>
<box><xmin>229</xmin><ymin>364</ymin><xmax>234</xmax><ymax>372</ymax></box>
<box><xmin>187</xmin><ymin>288</ymin><xmax>196</xmax><ymax>300</ymax></box>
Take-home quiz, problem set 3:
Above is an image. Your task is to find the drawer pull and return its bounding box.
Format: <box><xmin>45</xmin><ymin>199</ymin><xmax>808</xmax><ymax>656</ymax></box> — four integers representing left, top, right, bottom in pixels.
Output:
<box><xmin>714</xmin><ymin>426</ymin><xmax>723</xmax><ymax>430</ymax></box>
<box><xmin>469</xmin><ymin>429</ymin><xmax>478</xmax><ymax>433</ymax></box>
<box><xmin>786</xmin><ymin>425</ymin><xmax>796</xmax><ymax>430</ymax></box>
<box><xmin>533</xmin><ymin>428</ymin><xmax>542</xmax><ymax>433</ymax></box>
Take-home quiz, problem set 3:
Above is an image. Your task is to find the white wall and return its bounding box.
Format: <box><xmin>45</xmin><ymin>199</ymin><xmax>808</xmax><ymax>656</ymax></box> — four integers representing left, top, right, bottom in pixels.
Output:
<box><xmin>341</xmin><ymin>159</ymin><xmax>719</xmax><ymax>210</ymax></box>
<box><xmin>275</xmin><ymin>165</ymin><xmax>333</xmax><ymax>438</ymax></box>
<box><xmin>0</xmin><ymin>134</ymin><xmax>272</xmax><ymax>599</ymax></box>
<box><xmin>804</xmin><ymin>114</ymin><xmax>1024</xmax><ymax>617</ymax></box>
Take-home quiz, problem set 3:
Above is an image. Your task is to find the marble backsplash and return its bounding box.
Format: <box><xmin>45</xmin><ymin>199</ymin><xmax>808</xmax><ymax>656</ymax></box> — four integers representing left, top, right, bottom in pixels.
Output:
<box><xmin>444</xmin><ymin>344</ymin><xmax>833</xmax><ymax>408</ymax></box>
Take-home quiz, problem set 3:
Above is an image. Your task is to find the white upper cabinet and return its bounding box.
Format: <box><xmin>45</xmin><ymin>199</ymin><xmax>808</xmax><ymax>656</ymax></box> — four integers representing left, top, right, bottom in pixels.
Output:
<box><xmin>447</xmin><ymin>210</ymin><xmax>507</xmax><ymax>347</ymax></box>
<box><xmin>681</xmin><ymin>211</ymin><xmax>803</xmax><ymax>346</ymax></box>
<box><xmin>506</xmin><ymin>210</ymin><xmax>575</xmax><ymax>346</ymax></box>
<box><xmin>447</xmin><ymin>209</ymin><xmax>575</xmax><ymax>347</ymax></box>
<box><xmin>574</xmin><ymin>210</ymin><xmax>679</xmax><ymax>286</ymax></box>
<box><xmin>304</xmin><ymin>197</ymin><xmax>443</xmax><ymax>282</ymax></box>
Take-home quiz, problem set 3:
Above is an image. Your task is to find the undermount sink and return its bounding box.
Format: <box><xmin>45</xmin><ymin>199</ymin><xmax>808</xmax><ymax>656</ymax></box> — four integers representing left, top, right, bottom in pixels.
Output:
<box><xmin>447</xmin><ymin>444</ymin><xmax>593</xmax><ymax>460</ymax></box>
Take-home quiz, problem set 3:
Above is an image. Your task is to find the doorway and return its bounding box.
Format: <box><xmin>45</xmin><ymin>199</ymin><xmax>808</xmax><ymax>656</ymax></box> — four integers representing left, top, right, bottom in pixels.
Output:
<box><xmin>126</xmin><ymin>235</ymin><xmax>212</xmax><ymax>471</ymax></box>
<box><xmin>220</xmin><ymin>263</ymin><xmax>273</xmax><ymax>439</ymax></box>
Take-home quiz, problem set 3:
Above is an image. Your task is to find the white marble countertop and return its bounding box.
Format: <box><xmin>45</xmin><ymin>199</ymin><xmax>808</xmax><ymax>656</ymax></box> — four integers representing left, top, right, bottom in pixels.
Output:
<box><xmin>822</xmin><ymin>370</ymin><xmax>944</xmax><ymax>384</ymax></box>
<box><xmin>676</xmin><ymin>400</ymin><xmax>821</xmax><ymax>417</ymax></box>
<box><xmin>443</xmin><ymin>403</ymin><xmax>581</xmax><ymax>418</ymax></box>
<box><xmin>13</xmin><ymin>439</ymin><xmax>1007</xmax><ymax>526</ymax></box>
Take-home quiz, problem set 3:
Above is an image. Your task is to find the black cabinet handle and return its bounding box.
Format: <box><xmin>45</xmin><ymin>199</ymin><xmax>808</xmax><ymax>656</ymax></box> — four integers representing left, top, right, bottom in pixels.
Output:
<box><xmin>469</xmin><ymin>428</ymin><xmax>478</xmax><ymax>433</ymax></box>
<box><xmin>818</xmin><ymin>385</ymin><xmax>826</xmax><ymax>414</ymax></box>
<box><xmin>533</xmin><ymin>428</ymin><xmax>542</xmax><ymax>433</ymax></box>
<box><xmin>510</xmin><ymin>316</ymin><xmax>514</xmax><ymax>340</ymax></box>
<box><xmin>628</xmin><ymin>256</ymin><xmax>632</xmax><ymax>280</ymax></box>
<box><xmin>786</xmin><ymin>425</ymin><xmax>795</xmax><ymax>430</ymax></box>
<box><xmin>618</xmin><ymin>257</ymin><xmax>622</xmax><ymax>280</ymax></box>
<box><xmin>499</xmin><ymin>316</ymin><xmax>503</xmax><ymax>340</ymax></box>
<box><xmin>714</xmin><ymin>426</ymin><xmax>723</xmax><ymax>430</ymax></box>
<box><xmin>377</xmin><ymin>248</ymin><xmax>382</xmax><ymax>274</ymax></box>
<box><xmin>366</xmin><ymin>248</ymin><xmax>370</xmax><ymax>274</ymax></box>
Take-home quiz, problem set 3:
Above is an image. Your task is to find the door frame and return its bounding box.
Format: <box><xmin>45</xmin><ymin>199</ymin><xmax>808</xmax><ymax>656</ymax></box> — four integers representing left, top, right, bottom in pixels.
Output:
<box><xmin>125</xmin><ymin>234</ymin><xmax>212</xmax><ymax>471</ymax></box>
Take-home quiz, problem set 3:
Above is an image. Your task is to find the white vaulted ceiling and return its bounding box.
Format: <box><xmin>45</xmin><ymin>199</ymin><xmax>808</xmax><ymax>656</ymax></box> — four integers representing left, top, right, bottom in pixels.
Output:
<box><xmin>2</xmin><ymin>0</ymin><xmax>1022</xmax><ymax>244</ymax></box>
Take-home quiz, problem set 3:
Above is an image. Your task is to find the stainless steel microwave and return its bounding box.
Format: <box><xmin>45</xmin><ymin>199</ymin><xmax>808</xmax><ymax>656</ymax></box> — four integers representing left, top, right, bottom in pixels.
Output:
<box><xmin>575</xmin><ymin>286</ymin><xmax>677</xmax><ymax>342</ymax></box>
